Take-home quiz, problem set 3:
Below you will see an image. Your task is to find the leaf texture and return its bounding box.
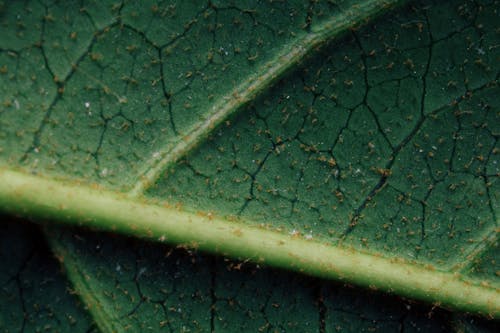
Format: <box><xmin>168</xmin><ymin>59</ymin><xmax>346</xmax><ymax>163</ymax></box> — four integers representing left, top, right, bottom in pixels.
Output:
<box><xmin>0</xmin><ymin>217</ymin><xmax>95</xmax><ymax>332</ymax></box>
<box><xmin>0</xmin><ymin>0</ymin><xmax>499</xmax><ymax>331</ymax></box>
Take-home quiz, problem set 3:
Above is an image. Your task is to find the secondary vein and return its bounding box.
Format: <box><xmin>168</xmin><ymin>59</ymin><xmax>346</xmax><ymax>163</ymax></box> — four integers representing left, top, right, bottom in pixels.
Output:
<box><xmin>128</xmin><ymin>0</ymin><xmax>407</xmax><ymax>197</ymax></box>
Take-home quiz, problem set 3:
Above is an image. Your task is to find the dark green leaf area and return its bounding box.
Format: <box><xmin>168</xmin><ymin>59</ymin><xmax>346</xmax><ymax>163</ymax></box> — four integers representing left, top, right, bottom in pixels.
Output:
<box><xmin>148</xmin><ymin>0</ymin><xmax>499</xmax><ymax>269</ymax></box>
<box><xmin>0</xmin><ymin>0</ymin><xmax>347</xmax><ymax>187</ymax></box>
<box><xmin>53</xmin><ymin>229</ymin><xmax>456</xmax><ymax>332</ymax></box>
<box><xmin>0</xmin><ymin>218</ymin><xmax>94</xmax><ymax>333</ymax></box>
<box><xmin>450</xmin><ymin>313</ymin><xmax>500</xmax><ymax>333</ymax></box>
<box><xmin>54</xmin><ymin>230</ymin><xmax>211</xmax><ymax>332</ymax></box>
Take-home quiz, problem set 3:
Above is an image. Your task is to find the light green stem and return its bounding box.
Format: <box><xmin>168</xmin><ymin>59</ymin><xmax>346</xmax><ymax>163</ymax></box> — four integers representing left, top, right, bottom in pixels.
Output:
<box><xmin>1</xmin><ymin>168</ymin><xmax>498</xmax><ymax>318</ymax></box>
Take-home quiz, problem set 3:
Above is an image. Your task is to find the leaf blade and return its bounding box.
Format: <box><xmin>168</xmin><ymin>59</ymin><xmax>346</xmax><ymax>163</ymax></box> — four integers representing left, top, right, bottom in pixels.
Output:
<box><xmin>0</xmin><ymin>0</ymin><xmax>499</xmax><ymax>328</ymax></box>
<box><xmin>128</xmin><ymin>0</ymin><xmax>407</xmax><ymax>196</ymax></box>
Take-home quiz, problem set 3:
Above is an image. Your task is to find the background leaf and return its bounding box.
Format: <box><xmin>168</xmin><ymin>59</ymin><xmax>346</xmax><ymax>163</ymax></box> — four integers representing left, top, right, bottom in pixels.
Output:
<box><xmin>0</xmin><ymin>217</ymin><xmax>95</xmax><ymax>332</ymax></box>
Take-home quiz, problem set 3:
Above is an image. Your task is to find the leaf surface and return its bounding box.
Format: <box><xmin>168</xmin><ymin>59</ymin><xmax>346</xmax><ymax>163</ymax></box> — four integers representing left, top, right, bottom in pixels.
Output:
<box><xmin>0</xmin><ymin>0</ymin><xmax>499</xmax><ymax>331</ymax></box>
<box><xmin>0</xmin><ymin>217</ymin><xmax>95</xmax><ymax>332</ymax></box>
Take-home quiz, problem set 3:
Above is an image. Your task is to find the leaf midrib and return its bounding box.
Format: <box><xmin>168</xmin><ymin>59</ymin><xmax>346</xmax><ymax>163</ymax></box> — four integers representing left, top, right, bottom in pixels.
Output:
<box><xmin>1</xmin><ymin>168</ymin><xmax>499</xmax><ymax>319</ymax></box>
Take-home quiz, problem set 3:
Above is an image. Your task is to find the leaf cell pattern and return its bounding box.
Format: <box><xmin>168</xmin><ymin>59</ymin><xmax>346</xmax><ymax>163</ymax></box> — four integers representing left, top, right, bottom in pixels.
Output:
<box><xmin>148</xmin><ymin>0</ymin><xmax>499</xmax><ymax>274</ymax></box>
<box><xmin>0</xmin><ymin>0</ymin><xmax>499</xmax><ymax>331</ymax></box>
<box><xmin>1</xmin><ymin>0</ymin><xmax>352</xmax><ymax>186</ymax></box>
<box><xmin>0</xmin><ymin>218</ymin><xmax>95</xmax><ymax>332</ymax></box>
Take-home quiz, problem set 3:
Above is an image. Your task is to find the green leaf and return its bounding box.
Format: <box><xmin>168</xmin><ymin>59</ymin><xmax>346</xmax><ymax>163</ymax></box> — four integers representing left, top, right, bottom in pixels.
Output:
<box><xmin>0</xmin><ymin>217</ymin><xmax>95</xmax><ymax>332</ymax></box>
<box><xmin>0</xmin><ymin>0</ymin><xmax>499</xmax><ymax>331</ymax></box>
